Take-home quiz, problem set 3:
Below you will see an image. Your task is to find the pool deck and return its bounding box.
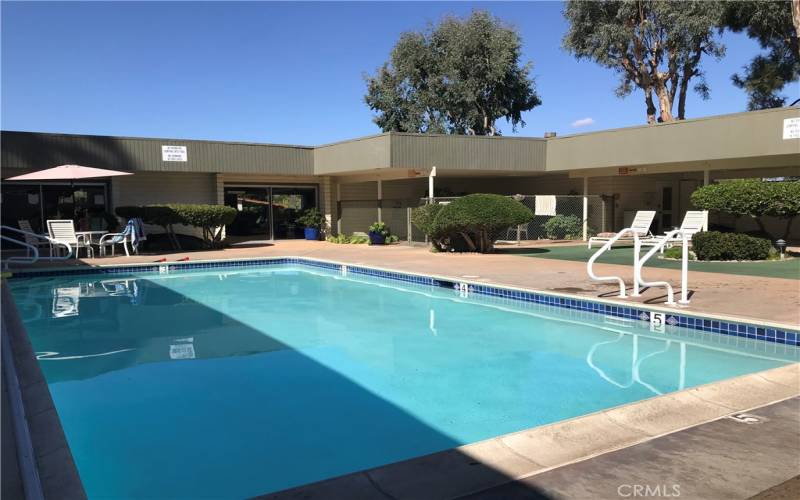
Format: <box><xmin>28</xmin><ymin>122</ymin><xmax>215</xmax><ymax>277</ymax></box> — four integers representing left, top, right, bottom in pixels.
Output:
<box><xmin>3</xmin><ymin>241</ymin><xmax>799</xmax><ymax>499</ymax></box>
<box><xmin>9</xmin><ymin>240</ymin><xmax>799</xmax><ymax>327</ymax></box>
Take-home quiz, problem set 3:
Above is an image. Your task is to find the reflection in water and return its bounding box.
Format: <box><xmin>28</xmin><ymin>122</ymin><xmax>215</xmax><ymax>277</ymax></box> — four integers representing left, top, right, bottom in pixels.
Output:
<box><xmin>586</xmin><ymin>333</ymin><xmax>684</xmax><ymax>396</ymax></box>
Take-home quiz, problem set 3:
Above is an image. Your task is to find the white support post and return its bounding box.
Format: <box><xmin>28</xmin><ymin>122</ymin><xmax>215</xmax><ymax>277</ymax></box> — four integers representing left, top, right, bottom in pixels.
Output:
<box><xmin>679</xmin><ymin>232</ymin><xmax>690</xmax><ymax>304</ymax></box>
<box><xmin>377</xmin><ymin>179</ymin><xmax>383</xmax><ymax>222</ymax></box>
<box><xmin>582</xmin><ymin>177</ymin><xmax>589</xmax><ymax>241</ymax></box>
<box><xmin>703</xmin><ymin>169</ymin><xmax>710</xmax><ymax>186</ymax></box>
<box><xmin>428</xmin><ymin>166</ymin><xmax>436</xmax><ymax>202</ymax></box>
<box><xmin>335</xmin><ymin>183</ymin><xmax>342</xmax><ymax>235</ymax></box>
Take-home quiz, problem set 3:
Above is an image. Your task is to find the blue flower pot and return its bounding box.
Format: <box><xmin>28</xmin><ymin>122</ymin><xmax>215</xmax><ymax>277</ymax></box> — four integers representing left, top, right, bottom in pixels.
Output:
<box><xmin>304</xmin><ymin>227</ymin><xmax>319</xmax><ymax>241</ymax></box>
<box><xmin>368</xmin><ymin>231</ymin><xmax>385</xmax><ymax>245</ymax></box>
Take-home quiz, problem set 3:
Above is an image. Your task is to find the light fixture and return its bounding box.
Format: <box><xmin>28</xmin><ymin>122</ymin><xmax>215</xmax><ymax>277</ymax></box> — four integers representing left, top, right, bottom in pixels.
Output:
<box><xmin>775</xmin><ymin>239</ymin><xmax>787</xmax><ymax>260</ymax></box>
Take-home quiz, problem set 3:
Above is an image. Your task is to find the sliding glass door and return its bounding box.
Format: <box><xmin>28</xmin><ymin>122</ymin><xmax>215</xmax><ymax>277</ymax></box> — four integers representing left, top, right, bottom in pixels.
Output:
<box><xmin>223</xmin><ymin>185</ymin><xmax>317</xmax><ymax>242</ymax></box>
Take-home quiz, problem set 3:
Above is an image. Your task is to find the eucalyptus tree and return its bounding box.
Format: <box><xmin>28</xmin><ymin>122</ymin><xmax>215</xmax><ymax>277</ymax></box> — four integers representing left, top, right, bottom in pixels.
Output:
<box><xmin>722</xmin><ymin>0</ymin><xmax>800</xmax><ymax>109</ymax></box>
<box><xmin>562</xmin><ymin>1</ymin><xmax>725</xmax><ymax>123</ymax></box>
<box><xmin>364</xmin><ymin>11</ymin><xmax>541</xmax><ymax>136</ymax></box>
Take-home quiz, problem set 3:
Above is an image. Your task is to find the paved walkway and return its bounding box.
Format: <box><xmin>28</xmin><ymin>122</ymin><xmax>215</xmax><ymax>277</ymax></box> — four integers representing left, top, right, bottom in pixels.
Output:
<box><xmin>462</xmin><ymin>397</ymin><xmax>800</xmax><ymax>500</ymax></box>
<box><xmin>7</xmin><ymin>240</ymin><xmax>799</xmax><ymax>326</ymax></box>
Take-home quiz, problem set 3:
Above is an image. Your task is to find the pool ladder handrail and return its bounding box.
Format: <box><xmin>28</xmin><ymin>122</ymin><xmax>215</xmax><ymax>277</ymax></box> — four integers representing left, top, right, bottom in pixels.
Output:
<box><xmin>1</xmin><ymin>225</ymin><xmax>73</xmax><ymax>269</ymax></box>
<box><xmin>636</xmin><ymin>229</ymin><xmax>690</xmax><ymax>305</ymax></box>
<box><xmin>586</xmin><ymin>227</ymin><xmax>643</xmax><ymax>298</ymax></box>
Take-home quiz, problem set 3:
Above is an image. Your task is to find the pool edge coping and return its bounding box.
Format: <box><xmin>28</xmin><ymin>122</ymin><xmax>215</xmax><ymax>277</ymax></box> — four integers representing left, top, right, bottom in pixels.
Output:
<box><xmin>1</xmin><ymin>280</ymin><xmax>87</xmax><ymax>500</ymax></box>
<box><xmin>260</xmin><ymin>364</ymin><xmax>800</xmax><ymax>500</ymax></box>
<box><xmin>5</xmin><ymin>254</ymin><xmax>799</xmax><ymax>334</ymax></box>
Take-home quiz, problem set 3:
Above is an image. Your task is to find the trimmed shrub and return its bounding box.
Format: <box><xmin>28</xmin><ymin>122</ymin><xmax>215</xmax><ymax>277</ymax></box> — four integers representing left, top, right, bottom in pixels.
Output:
<box><xmin>543</xmin><ymin>214</ymin><xmax>583</xmax><ymax>240</ymax></box>
<box><xmin>690</xmin><ymin>179</ymin><xmax>800</xmax><ymax>240</ymax></box>
<box><xmin>115</xmin><ymin>204</ymin><xmax>237</xmax><ymax>249</ymax></box>
<box><xmin>170</xmin><ymin>204</ymin><xmax>237</xmax><ymax>248</ymax></box>
<box><xmin>692</xmin><ymin>231</ymin><xmax>773</xmax><ymax>261</ymax></box>
<box><xmin>410</xmin><ymin>204</ymin><xmax>448</xmax><ymax>251</ymax></box>
<box><xmin>427</xmin><ymin>194</ymin><xmax>533</xmax><ymax>253</ymax></box>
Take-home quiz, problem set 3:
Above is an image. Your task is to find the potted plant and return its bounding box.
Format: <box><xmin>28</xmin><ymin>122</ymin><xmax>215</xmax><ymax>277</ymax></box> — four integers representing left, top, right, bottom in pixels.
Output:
<box><xmin>368</xmin><ymin>221</ymin><xmax>390</xmax><ymax>245</ymax></box>
<box><xmin>296</xmin><ymin>208</ymin><xmax>325</xmax><ymax>240</ymax></box>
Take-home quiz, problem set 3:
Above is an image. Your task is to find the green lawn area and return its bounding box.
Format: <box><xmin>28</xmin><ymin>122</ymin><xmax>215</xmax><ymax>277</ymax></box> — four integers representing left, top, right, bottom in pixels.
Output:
<box><xmin>499</xmin><ymin>244</ymin><xmax>800</xmax><ymax>280</ymax></box>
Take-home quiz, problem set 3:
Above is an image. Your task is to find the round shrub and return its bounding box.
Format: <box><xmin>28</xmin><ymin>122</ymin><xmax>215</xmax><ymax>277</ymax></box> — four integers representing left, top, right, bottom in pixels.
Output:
<box><xmin>432</xmin><ymin>194</ymin><xmax>533</xmax><ymax>253</ymax></box>
<box><xmin>692</xmin><ymin>231</ymin><xmax>773</xmax><ymax>261</ymax></box>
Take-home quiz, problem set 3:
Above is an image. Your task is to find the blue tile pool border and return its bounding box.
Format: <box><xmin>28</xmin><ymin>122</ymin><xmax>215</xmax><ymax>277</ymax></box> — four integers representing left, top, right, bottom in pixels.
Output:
<box><xmin>7</xmin><ymin>257</ymin><xmax>799</xmax><ymax>347</ymax></box>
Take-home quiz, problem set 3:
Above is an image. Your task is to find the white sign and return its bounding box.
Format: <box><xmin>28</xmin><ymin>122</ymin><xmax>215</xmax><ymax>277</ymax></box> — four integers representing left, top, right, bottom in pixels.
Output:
<box><xmin>783</xmin><ymin>118</ymin><xmax>800</xmax><ymax>140</ymax></box>
<box><xmin>161</xmin><ymin>145</ymin><xmax>188</xmax><ymax>161</ymax></box>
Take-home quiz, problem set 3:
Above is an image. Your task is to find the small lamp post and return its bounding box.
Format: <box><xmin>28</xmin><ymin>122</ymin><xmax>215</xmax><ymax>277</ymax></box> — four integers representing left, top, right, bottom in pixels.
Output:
<box><xmin>776</xmin><ymin>239</ymin><xmax>787</xmax><ymax>260</ymax></box>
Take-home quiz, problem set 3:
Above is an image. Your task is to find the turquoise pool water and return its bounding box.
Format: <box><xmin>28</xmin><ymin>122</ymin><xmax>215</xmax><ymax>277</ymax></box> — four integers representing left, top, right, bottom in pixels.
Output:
<box><xmin>9</xmin><ymin>266</ymin><xmax>796</xmax><ymax>498</ymax></box>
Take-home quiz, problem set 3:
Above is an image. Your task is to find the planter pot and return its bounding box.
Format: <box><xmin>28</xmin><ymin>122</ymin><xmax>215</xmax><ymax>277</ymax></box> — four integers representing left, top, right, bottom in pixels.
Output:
<box><xmin>368</xmin><ymin>231</ymin><xmax>386</xmax><ymax>245</ymax></box>
<box><xmin>304</xmin><ymin>227</ymin><xmax>319</xmax><ymax>241</ymax></box>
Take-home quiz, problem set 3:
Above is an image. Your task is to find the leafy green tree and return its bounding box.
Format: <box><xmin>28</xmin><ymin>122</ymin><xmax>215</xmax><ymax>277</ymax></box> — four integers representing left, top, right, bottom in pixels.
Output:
<box><xmin>562</xmin><ymin>1</ymin><xmax>725</xmax><ymax>124</ymax></box>
<box><xmin>721</xmin><ymin>0</ymin><xmax>800</xmax><ymax>109</ymax></box>
<box><xmin>365</xmin><ymin>11</ymin><xmax>541</xmax><ymax>136</ymax></box>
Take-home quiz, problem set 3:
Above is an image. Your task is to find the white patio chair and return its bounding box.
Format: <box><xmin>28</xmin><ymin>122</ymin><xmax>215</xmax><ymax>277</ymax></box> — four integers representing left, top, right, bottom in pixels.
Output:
<box><xmin>99</xmin><ymin>220</ymin><xmax>134</xmax><ymax>257</ymax></box>
<box><xmin>588</xmin><ymin>211</ymin><xmax>656</xmax><ymax>249</ymax></box>
<box><xmin>47</xmin><ymin>219</ymin><xmax>93</xmax><ymax>258</ymax></box>
<box><xmin>18</xmin><ymin>219</ymin><xmax>51</xmax><ymax>256</ymax></box>
<box><xmin>641</xmin><ymin>210</ymin><xmax>708</xmax><ymax>252</ymax></box>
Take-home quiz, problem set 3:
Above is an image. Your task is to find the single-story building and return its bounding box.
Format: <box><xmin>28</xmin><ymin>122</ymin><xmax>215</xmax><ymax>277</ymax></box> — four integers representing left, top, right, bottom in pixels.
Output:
<box><xmin>2</xmin><ymin>106</ymin><xmax>799</xmax><ymax>243</ymax></box>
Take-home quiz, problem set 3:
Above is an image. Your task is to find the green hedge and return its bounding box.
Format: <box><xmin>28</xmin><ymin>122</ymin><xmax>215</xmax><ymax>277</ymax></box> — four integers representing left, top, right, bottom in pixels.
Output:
<box><xmin>690</xmin><ymin>179</ymin><xmax>800</xmax><ymax>240</ymax></box>
<box><xmin>115</xmin><ymin>204</ymin><xmax>237</xmax><ymax>249</ymax></box>
<box><xmin>411</xmin><ymin>194</ymin><xmax>533</xmax><ymax>253</ymax></box>
<box><xmin>691</xmin><ymin>231</ymin><xmax>773</xmax><ymax>261</ymax></box>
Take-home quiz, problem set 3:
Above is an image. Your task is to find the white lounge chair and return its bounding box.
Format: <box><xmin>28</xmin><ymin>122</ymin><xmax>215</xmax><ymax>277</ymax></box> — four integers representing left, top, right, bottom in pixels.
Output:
<box><xmin>588</xmin><ymin>211</ymin><xmax>656</xmax><ymax>249</ymax></box>
<box><xmin>641</xmin><ymin>210</ymin><xmax>708</xmax><ymax>252</ymax></box>
<box><xmin>47</xmin><ymin>219</ymin><xmax>93</xmax><ymax>258</ymax></box>
<box><xmin>18</xmin><ymin>219</ymin><xmax>51</xmax><ymax>256</ymax></box>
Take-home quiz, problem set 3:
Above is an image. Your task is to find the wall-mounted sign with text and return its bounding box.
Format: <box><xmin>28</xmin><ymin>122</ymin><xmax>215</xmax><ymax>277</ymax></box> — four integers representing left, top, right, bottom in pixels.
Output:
<box><xmin>783</xmin><ymin>117</ymin><xmax>800</xmax><ymax>140</ymax></box>
<box><xmin>161</xmin><ymin>145</ymin><xmax>188</xmax><ymax>162</ymax></box>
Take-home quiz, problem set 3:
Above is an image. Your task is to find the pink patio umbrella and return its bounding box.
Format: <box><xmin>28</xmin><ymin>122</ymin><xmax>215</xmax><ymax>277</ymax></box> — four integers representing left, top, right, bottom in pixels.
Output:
<box><xmin>6</xmin><ymin>164</ymin><xmax>133</xmax><ymax>219</ymax></box>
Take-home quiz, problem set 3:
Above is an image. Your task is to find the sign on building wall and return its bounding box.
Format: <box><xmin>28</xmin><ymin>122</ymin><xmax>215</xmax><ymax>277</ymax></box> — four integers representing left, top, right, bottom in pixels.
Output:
<box><xmin>161</xmin><ymin>145</ymin><xmax>188</xmax><ymax>161</ymax></box>
<box><xmin>783</xmin><ymin>118</ymin><xmax>800</xmax><ymax>140</ymax></box>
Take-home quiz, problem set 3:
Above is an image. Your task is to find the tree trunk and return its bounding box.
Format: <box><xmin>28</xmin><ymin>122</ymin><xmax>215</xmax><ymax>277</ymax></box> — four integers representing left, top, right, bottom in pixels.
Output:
<box><xmin>460</xmin><ymin>231</ymin><xmax>476</xmax><ymax>251</ymax></box>
<box><xmin>677</xmin><ymin>68</ymin><xmax>691</xmax><ymax>120</ymax></box>
<box><xmin>645</xmin><ymin>90</ymin><xmax>657</xmax><ymax>124</ymax></box>
<box><xmin>654</xmin><ymin>82</ymin><xmax>674</xmax><ymax>122</ymax></box>
<box><xmin>793</xmin><ymin>0</ymin><xmax>800</xmax><ymax>56</ymax></box>
<box><xmin>783</xmin><ymin>216</ymin><xmax>795</xmax><ymax>241</ymax></box>
<box><xmin>754</xmin><ymin>216</ymin><xmax>772</xmax><ymax>240</ymax></box>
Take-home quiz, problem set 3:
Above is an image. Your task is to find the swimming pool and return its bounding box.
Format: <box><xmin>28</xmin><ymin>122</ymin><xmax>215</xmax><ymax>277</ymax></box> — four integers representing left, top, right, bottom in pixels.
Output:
<box><xmin>8</xmin><ymin>263</ymin><xmax>798</xmax><ymax>498</ymax></box>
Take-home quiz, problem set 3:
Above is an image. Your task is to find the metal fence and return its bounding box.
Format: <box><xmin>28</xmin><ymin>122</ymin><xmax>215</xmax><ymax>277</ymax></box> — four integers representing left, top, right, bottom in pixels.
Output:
<box><xmin>337</xmin><ymin>194</ymin><xmax>607</xmax><ymax>244</ymax></box>
<box><xmin>498</xmin><ymin>195</ymin><xmax>607</xmax><ymax>242</ymax></box>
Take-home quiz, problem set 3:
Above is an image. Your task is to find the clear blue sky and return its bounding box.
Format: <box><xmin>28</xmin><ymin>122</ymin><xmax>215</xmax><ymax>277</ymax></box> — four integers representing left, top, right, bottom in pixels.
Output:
<box><xmin>1</xmin><ymin>1</ymin><xmax>775</xmax><ymax>145</ymax></box>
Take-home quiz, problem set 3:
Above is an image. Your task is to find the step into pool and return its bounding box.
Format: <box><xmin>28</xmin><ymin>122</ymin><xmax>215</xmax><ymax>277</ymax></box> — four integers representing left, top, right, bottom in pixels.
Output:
<box><xmin>8</xmin><ymin>265</ymin><xmax>798</xmax><ymax>498</ymax></box>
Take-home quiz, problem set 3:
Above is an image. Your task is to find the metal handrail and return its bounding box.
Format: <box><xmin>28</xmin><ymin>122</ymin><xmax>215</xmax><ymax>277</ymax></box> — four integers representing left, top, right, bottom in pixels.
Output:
<box><xmin>1</xmin><ymin>225</ymin><xmax>73</xmax><ymax>269</ymax></box>
<box><xmin>1</xmin><ymin>235</ymin><xmax>39</xmax><ymax>268</ymax></box>
<box><xmin>636</xmin><ymin>229</ymin><xmax>690</xmax><ymax>305</ymax></box>
<box><xmin>586</xmin><ymin>227</ymin><xmax>642</xmax><ymax>298</ymax></box>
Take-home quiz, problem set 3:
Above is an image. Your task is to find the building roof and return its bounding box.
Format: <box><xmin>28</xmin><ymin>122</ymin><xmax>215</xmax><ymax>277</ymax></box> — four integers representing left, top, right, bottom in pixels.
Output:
<box><xmin>2</xmin><ymin>107</ymin><xmax>798</xmax><ymax>178</ymax></box>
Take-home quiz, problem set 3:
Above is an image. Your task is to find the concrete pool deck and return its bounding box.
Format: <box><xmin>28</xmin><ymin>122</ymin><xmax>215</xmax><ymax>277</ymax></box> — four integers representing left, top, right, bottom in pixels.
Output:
<box><xmin>7</xmin><ymin>239</ymin><xmax>799</xmax><ymax>326</ymax></box>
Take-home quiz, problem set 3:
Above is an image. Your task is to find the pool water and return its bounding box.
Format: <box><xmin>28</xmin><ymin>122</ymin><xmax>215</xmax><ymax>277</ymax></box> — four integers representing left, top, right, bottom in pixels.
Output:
<box><xmin>9</xmin><ymin>266</ymin><xmax>795</xmax><ymax>498</ymax></box>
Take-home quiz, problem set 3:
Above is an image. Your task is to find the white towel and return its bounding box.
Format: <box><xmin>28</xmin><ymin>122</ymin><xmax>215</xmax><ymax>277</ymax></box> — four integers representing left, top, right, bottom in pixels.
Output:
<box><xmin>535</xmin><ymin>195</ymin><xmax>557</xmax><ymax>216</ymax></box>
